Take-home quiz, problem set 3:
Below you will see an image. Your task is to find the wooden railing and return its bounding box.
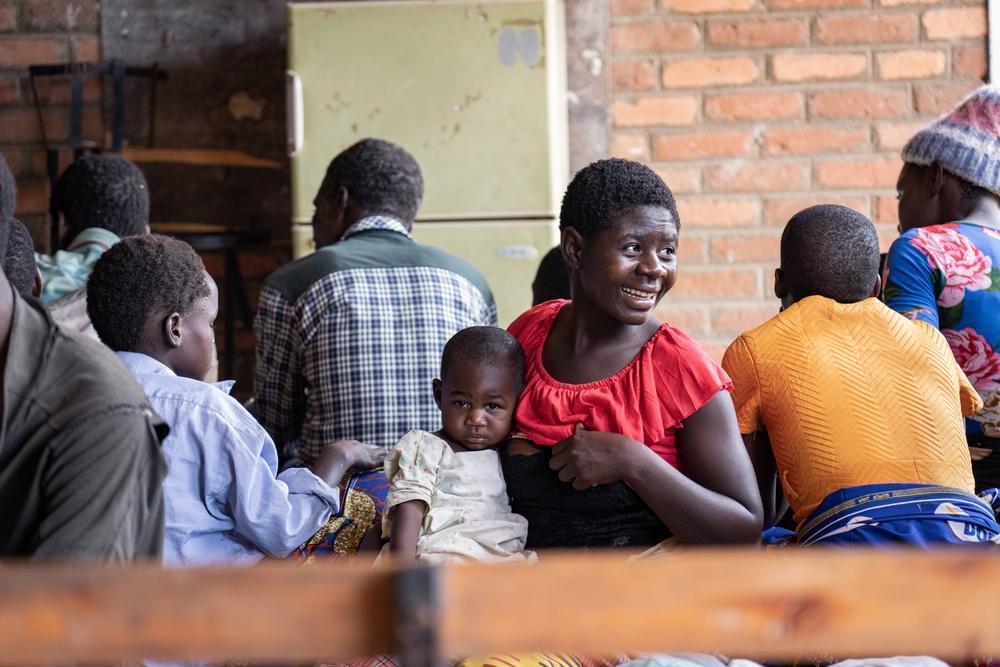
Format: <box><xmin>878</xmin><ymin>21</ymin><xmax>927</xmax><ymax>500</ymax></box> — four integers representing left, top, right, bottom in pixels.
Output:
<box><xmin>2</xmin><ymin>550</ymin><xmax>999</xmax><ymax>666</ymax></box>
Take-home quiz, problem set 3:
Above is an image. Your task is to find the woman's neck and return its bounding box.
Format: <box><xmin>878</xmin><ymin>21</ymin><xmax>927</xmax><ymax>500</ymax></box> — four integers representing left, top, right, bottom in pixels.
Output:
<box><xmin>960</xmin><ymin>196</ymin><xmax>1000</xmax><ymax>230</ymax></box>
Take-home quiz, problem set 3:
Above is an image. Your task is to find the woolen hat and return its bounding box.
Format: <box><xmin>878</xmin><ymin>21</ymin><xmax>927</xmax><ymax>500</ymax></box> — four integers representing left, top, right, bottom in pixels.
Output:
<box><xmin>902</xmin><ymin>84</ymin><xmax>1000</xmax><ymax>197</ymax></box>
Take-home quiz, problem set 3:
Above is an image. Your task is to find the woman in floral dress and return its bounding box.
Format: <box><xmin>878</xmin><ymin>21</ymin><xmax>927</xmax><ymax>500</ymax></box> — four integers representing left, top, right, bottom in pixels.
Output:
<box><xmin>884</xmin><ymin>84</ymin><xmax>1000</xmax><ymax>489</ymax></box>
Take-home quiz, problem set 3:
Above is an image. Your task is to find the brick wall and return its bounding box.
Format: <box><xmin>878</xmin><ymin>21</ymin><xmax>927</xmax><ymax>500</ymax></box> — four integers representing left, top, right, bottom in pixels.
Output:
<box><xmin>0</xmin><ymin>1</ymin><xmax>101</xmax><ymax>249</ymax></box>
<box><xmin>609</xmin><ymin>0</ymin><xmax>988</xmax><ymax>358</ymax></box>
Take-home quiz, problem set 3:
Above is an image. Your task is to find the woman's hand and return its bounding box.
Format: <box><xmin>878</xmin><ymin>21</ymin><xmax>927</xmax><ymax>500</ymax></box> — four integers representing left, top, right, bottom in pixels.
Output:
<box><xmin>311</xmin><ymin>439</ymin><xmax>386</xmax><ymax>488</ymax></box>
<box><xmin>549</xmin><ymin>424</ymin><xmax>642</xmax><ymax>490</ymax></box>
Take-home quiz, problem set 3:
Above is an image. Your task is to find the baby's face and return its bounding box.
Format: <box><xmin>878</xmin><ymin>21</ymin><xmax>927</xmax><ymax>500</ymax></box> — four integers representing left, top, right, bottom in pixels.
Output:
<box><xmin>435</xmin><ymin>362</ymin><xmax>520</xmax><ymax>451</ymax></box>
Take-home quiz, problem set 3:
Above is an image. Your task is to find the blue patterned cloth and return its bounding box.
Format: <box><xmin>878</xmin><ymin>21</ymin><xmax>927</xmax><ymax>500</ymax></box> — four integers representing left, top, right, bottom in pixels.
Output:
<box><xmin>253</xmin><ymin>216</ymin><xmax>496</xmax><ymax>466</ymax></box>
<box><xmin>35</xmin><ymin>227</ymin><xmax>120</xmax><ymax>304</ymax></box>
<box><xmin>798</xmin><ymin>483</ymin><xmax>1000</xmax><ymax>547</ymax></box>
<box><xmin>884</xmin><ymin>221</ymin><xmax>1000</xmax><ymax>438</ymax></box>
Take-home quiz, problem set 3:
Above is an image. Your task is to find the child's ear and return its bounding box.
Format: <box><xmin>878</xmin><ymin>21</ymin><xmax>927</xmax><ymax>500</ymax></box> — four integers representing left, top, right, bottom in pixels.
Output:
<box><xmin>432</xmin><ymin>378</ymin><xmax>443</xmax><ymax>409</ymax></box>
<box><xmin>773</xmin><ymin>268</ymin><xmax>787</xmax><ymax>300</ymax></box>
<box><xmin>561</xmin><ymin>227</ymin><xmax>584</xmax><ymax>272</ymax></box>
<box><xmin>163</xmin><ymin>312</ymin><xmax>183</xmax><ymax>349</ymax></box>
<box><xmin>927</xmin><ymin>162</ymin><xmax>946</xmax><ymax>197</ymax></box>
<box><xmin>869</xmin><ymin>273</ymin><xmax>882</xmax><ymax>299</ymax></box>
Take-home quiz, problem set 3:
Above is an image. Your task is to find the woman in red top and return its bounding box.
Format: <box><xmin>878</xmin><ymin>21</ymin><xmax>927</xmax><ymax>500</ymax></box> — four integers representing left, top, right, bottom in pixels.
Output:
<box><xmin>501</xmin><ymin>159</ymin><xmax>762</xmax><ymax>547</ymax></box>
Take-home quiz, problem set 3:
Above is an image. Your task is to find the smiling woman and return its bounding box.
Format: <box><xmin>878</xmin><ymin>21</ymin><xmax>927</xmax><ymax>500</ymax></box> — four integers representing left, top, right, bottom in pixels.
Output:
<box><xmin>500</xmin><ymin>159</ymin><xmax>763</xmax><ymax>549</ymax></box>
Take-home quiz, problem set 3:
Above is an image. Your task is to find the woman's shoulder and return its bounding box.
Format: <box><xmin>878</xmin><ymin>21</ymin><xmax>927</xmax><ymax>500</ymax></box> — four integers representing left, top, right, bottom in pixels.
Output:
<box><xmin>644</xmin><ymin>321</ymin><xmax>732</xmax><ymax>390</ymax></box>
<box><xmin>507</xmin><ymin>300</ymin><xmax>567</xmax><ymax>345</ymax></box>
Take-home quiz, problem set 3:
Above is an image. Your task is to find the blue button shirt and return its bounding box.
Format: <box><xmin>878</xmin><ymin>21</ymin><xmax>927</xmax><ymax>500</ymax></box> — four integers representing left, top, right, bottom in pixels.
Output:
<box><xmin>117</xmin><ymin>352</ymin><xmax>339</xmax><ymax>566</ymax></box>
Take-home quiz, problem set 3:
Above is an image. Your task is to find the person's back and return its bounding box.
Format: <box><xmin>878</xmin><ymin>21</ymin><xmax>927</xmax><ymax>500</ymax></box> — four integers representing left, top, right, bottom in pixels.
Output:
<box><xmin>724</xmin><ymin>205</ymin><xmax>993</xmax><ymax>546</ymax></box>
<box><xmin>254</xmin><ymin>139</ymin><xmax>496</xmax><ymax>466</ymax></box>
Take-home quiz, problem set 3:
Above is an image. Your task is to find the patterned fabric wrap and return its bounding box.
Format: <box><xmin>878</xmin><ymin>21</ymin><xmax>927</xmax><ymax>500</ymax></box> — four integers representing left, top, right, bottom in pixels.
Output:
<box><xmin>797</xmin><ymin>483</ymin><xmax>1000</xmax><ymax>547</ymax></box>
<box><xmin>289</xmin><ymin>469</ymin><xmax>390</xmax><ymax>562</ymax></box>
<box><xmin>254</xmin><ymin>216</ymin><xmax>497</xmax><ymax>466</ymax></box>
<box><xmin>324</xmin><ymin>653</ymin><xmax>622</xmax><ymax>667</ymax></box>
<box><xmin>883</xmin><ymin>221</ymin><xmax>1000</xmax><ymax>438</ymax></box>
<box><xmin>901</xmin><ymin>84</ymin><xmax>1000</xmax><ymax>197</ymax></box>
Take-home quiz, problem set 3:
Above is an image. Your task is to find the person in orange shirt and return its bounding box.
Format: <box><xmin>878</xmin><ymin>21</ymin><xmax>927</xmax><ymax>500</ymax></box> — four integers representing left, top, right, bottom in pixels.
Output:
<box><xmin>722</xmin><ymin>204</ymin><xmax>999</xmax><ymax>546</ymax></box>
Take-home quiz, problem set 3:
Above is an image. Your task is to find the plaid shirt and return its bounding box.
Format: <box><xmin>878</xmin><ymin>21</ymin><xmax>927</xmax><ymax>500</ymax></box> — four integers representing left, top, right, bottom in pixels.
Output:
<box><xmin>253</xmin><ymin>216</ymin><xmax>497</xmax><ymax>466</ymax></box>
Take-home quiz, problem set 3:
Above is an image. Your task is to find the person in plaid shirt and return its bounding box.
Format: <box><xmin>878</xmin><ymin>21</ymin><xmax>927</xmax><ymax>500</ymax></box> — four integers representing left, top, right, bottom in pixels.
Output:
<box><xmin>253</xmin><ymin>138</ymin><xmax>496</xmax><ymax>466</ymax></box>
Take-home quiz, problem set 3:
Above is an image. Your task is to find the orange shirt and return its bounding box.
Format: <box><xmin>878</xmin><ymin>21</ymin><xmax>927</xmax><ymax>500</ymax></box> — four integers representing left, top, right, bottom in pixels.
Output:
<box><xmin>722</xmin><ymin>296</ymin><xmax>981</xmax><ymax>526</ymax></box>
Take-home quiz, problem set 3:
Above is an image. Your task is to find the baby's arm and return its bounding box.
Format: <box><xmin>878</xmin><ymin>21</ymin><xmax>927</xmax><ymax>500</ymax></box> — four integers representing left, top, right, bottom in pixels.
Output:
<box><xmin>388</xmin><ymin>500</ymin><xmax>426</xmax><ymax>563</ymax></box>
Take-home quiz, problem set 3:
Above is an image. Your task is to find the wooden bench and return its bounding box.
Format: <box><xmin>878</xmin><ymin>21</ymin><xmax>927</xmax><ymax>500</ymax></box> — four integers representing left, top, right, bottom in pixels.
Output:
<box><xmin>2</xmin><ymin>550</ymin><xmax>998</xmax><ymax>666</ymax></box>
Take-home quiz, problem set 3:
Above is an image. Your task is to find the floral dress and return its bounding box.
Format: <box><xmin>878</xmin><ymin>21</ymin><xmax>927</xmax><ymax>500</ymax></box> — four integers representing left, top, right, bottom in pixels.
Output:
<box><xmin>883</xmin><ymin>221</ymin><xmax>1000</xmax><ymax>439</ymax></box>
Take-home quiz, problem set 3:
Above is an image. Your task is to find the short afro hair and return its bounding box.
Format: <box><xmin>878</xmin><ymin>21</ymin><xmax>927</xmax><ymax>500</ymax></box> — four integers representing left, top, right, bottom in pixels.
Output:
<box><xmin>780</xmin><ymin>204</ymin><xmax>880</xmax><ymax>304</ymax></box>
<box><xmin>5</xmin><ymin>219</ymin><xmax>36</xmax><ymax>298</ymax></box>
<box><xmin>532</xmin><ymin>246</ymin><xmax>570</xmax><ymax>306</ymax></box>
<box><xmin>440</xmin><ymin>326</ymin><xmax>526</xmax><ymax>393</ymax></box>
<box><xmin>560</xmin><ymin>158</ymin><xmax>679</xmax><ymax>239</ymax></box>
<box><xmin>52</xmin><ymin>155</ymin><xmax>149</xmax><ymax>240</ymax></box>
<box><xmin>0</xmin><ymin>153</ymin><xmax>15</xmax><ymax>256</ymax></box>
<box><xmin>87</xmin><ymin>234</ymin><xmax>211</xmax><ymax>352</ymax></box>
<box><xmin>319</xmin><ymin>138</ymin><xmax>423</xmax><ymax>224</ymax></box>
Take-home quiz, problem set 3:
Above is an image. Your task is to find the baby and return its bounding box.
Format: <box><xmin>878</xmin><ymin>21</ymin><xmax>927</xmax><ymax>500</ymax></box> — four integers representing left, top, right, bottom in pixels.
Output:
<box><xmin>383</xmin><ymin>326</ymin><xmax>536</xmax><ymax>564</ymax></box>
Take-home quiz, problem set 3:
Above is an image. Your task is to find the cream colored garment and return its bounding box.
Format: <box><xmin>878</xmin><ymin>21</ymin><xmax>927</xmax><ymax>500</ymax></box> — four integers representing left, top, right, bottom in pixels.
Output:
<box><xmin>381</xmin><ymin>430</ymin><xmax>536</xmax><ymax>565</ymax></box>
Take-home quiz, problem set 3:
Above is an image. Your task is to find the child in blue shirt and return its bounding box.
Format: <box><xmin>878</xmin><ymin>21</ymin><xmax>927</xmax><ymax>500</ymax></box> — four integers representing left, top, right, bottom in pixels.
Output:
<box><xmin>86</xmin><ymin>234</ymin><xmax>384</xmax><ymax>565</ymax></box>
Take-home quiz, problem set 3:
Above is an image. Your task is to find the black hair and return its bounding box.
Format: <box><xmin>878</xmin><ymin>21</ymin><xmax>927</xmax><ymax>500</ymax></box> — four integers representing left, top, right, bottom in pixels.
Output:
<box><xmin>87</xmin><ymin>234</ymin><xmax>210</xmax><ymax>352</ymax></box>
<box><xmin>781</xmin><ymin>205</ymin><xmax>880</xmax><ymax>304</ymax></box>
<box><xmin>440</xmin><ymin>326</ymin><xmax>525</xmax><ymax>392</ymax></box>
<box><xmin>532</xmin><ymin>246</ymin><xmax>570</xmax><ymax>306</ymax></box>
<box><xmin>0</xmin><ymin>153</ymin><xmax>15</xmax><ymax>258</ymax></box>
<box><xmin>559</xmin><ymin>158</ymin><xmax>680</xmax><ymax>238</ymax></box>
<box><xmin>51</xmin><ymin>155</ymin><xmax>149</xmax><ymax>239</ymax></box>
<box><xmin>5</xmin><ymin>219</ymin><xmax>35</xmax><ymax>298</ymax></box>
<box><xmin>319</xmin><ymin>138</ymin><xmax>423</xmax><ymax>224</ymax></box>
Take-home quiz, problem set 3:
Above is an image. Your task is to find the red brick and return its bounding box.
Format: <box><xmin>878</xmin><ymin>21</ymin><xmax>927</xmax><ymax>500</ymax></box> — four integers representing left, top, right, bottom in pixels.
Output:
<box><xmin>0</xmin><ymin>6</ymin><xmax>16</xmax><ymax>32</ymax></box>
<box><xmin>0</xmin><ymin>107</ymin><xmax>46</xmax><ymax>142</ymax></box>
<box><xmin>23</xmin><ymin>1</ymin><xmax>99</xmax><ymax>31</ymax></box>
<box><xmin>31</xmin><ymin>76</ymin><xmax>102</xmax><ymax>105</ymax></box>
<box><xmin>762</xmin><ymin>195</ymin><xmax>870</xmax><ymax>225</ymax></box>
<box><xmin>670</xmin><ymin>267</ymin><xmax>760</xmax><ymax>299</ymax></box>
<box><xmin>814</xmin><ymin>157</ymin><xmax>903</xmax><ymax>189</ymax></box>
<box><xmin>678</xmin><ymin>234</ymin><xmax>708</xmax><ymax>263</ymax></box>
<box><xmin>612</xmin><ymin>96</ymin><xmax>697</xmax><ymax>127</ymax></box>
<box><xmin>711</xmin><ymin>303</ymin><xmax>779</xmax><ymax>334</ymax></box>
<box><xmin>653</xmin><ymin>165</ymin><xmax>702</xmax><ymax>194</ymax></box>
<box><xmin>705</xmin><ymin>91</ymin><xmax>801</xmax><ymax>122</ymax></box>
<box><xmin>772</xmin><ymin>52</ymin><xmax>867</xmax><ymax>83</ymax></box>
<box><xmin>954</xmin><ymin>46</ymin><xmax>987</xmax><ymax>79</ymax></box>
<box><xmin>612</xmin><ymin>0</ymin><xmax>654</xmax><ymax>15</ymax></box>
<box><xmin>661</xmin><ymin>57</ymin><xmax>759</xmax><ymax>89</ymax></box>
<box><xmin>763</xmin><ymin>125</ymin><xmax>867</xmax><ymax>156</ymax></box>
<box><xmin>815</xmin><ymin>14</ymin><xmax>917</xmax><ymax>44</ymax></box>
<box><xmin>611</xmin><ymin>132</ymin><xmax>650</xmax><ymax>160</ymax></box>
<box><xmin>612</xmin><ymin>60</ymin><xmax>657</xmax><ymax>92</ymax></box>
<box><xmin>652</xmin><ymin>304</ymin><xmax>710</xmax><ymax>336</ymax></box>
<box><xmin>662</xmin><ymin>0</ymin><xmax>756</xmax><ymax>11</ymax></box>
<box><xmin>874</xmin><ymin>120</ymin><xmax>926</xmax><ymax>151</ymax></box>
<box><xmin>923</xmin><ymin>8</ymin><xmax>987</xmax><ymax>40</ymax></box>
<box><xmin>611</xmin><ymin>21</ymin><xmax>700</xmax><ymax>53</ymax></box>
<box><xmin>676</xmin><ymin>197</ymin><xmax>760</xmax><ymax>227</ymax></box>
<box><xmin>914</xmin><ymin>82</ymin><xmax>980</xmax><ymax>115</ymax></box>
<box><xmin>710</xmin><ymin>232</ymin><xmax>783</xmax><ymax>263</ymax></box>
<box><xmin>875</xmin><ymin>195</ymin><xmax>899</xmax><ymax>226</ymax></box>
<box><xmin>0</xmin><ymin>37</ymin><xmax>63</xmax><ymax>68</ymax></box>
<box><xmin>877</xmin><ymin>49</ymin><xmax>946</xmax><ymax>80</ymax></box>
<box><xmin>704</xmin><ymin>161</ymin><xmax>810</xmax><ymax>193</ymax></box>
<box><xmin>653</xmin><ymin>129</ymin><xmax>755</xmax><ymax>160</ymax></box>
<box><xmin>0</xmin><ymin>75</ymin><xmax>19</xmax><ymax>105</ymax></box>
<box><xmin>876</xmin><ymin>224</ymin><xmax>899</xmax><ymax>253</ymax></box>
<box><xmin>69</xmin><ymin>35</ymin><xmax>99</xmax><ymax>62</ymax></box>
<box><xmin>880</xmin><ymin>0</ymin><xmax>939</xmax><ymax>6</ymax></box>
<box><xmin>706</xmin><ymin>18</ymin><xmax>806</xmax><ymax>48</ymax></box>
<box><xmin>766</xmin><ymin>0</ymin><xmax>867</xmax><ymax>9</ymax></box>
<box><xmin>808</xmin><ymin>87</ymin><xmax>909</xmax><ymax>120</ymax></box>
<box><xmin>14</xmin><ymin>179</ymin><xmax>48</xmax><ymax>216</ymax></box>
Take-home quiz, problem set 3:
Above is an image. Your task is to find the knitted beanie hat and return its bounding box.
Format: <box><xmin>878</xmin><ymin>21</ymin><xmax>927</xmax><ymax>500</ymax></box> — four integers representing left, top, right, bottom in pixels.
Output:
<box><xmin>901</xmin><ymin>84</ymin><xmax>1000</xmax><ymax>197</ymax></box>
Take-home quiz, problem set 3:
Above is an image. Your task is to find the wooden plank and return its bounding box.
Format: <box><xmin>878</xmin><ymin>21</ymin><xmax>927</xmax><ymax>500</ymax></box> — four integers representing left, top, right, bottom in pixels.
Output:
<box><xmin>441</xmin><ymin>550</ymin><xmax>1000</xmax><ymax>662</ymax></box>
<box><xmin>0</xmin><ymin>560</ymin><xmax>393</xmax><ymax>665</ymax></box>
<box><xmin>120</xmin><ymin>148</ymin><xmax>283</xmax><ymax>169</ymax></box>
<box><xmin>2</xmin><ymin>551</ymin><xmax>1000</xmax><ymax>665</ymax></box>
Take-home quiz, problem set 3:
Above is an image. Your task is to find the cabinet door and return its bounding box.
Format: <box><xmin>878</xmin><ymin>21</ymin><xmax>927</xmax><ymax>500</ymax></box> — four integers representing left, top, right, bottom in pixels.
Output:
<box><xmin>288</xmin><ymin>0</ymin><xmax>566</xmax><ymax>222</ymax></box>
